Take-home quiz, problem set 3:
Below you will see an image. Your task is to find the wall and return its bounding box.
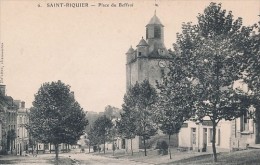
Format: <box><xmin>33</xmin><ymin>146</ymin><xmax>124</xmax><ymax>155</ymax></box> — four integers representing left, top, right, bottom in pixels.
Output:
<box><xmin>126</xmin><ymin>136</ymin><xmax>139</xmax><ymax>152</ymax></box>
<box><xmin>179</xmin><ymin>120</ymin><xmax>232</xmax><ymax>152</ymax></box>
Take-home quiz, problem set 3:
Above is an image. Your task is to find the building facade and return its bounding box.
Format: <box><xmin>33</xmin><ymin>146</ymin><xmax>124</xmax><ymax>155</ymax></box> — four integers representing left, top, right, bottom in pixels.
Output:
<box><xmin>178</xmin><ymin>80</ymin><xmax>260</xmax><ymax>152</ymax></box>
<box><xmin>179</xmin><ymin>119</ymin><xmax>233</xmax><ymax>152</ymax></box>
<box><xmin>231</xmin><ymin>109</ymin><xmax>260</xmax><ymax>150</ymax></box>
<box><xmin>15</xmin><ymin>100</ymin><xmax>29</xmax><ymax>155</ymax></box>
<box><xmin>0</xmin><ymin>85</ymin><xmax>31</xmax><ymax>155</ymax></box>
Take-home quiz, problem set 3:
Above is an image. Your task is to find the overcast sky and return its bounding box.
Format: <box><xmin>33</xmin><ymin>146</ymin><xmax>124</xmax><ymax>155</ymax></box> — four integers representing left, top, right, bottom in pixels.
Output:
<box><xmin>0</xmin><ymin>0</ymin><xmax>259</xmax><ymax>112</ymax></box>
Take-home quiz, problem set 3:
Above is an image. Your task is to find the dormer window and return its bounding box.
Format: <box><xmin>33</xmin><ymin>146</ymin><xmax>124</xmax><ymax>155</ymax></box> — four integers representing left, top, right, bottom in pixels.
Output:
<box><xmin>138</xmin><ymin>52</ymin><xmax>142</xmax><ymax>56</ymax></box>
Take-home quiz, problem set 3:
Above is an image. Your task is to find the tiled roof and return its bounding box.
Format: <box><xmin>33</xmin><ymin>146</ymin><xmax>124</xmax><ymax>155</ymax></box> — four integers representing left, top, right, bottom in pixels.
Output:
<box><xmin>146</xmin><ymin>14</ymin><xmax>164</xmax><ymax>27</ymax></box>
<box><xmin>126</xmin><ymin>46</ymin><xmax>135</xmax><ymax>54</ymax></box>
<box><xmin>137</xmin><ymin>37</ymin><xmax>148</xmax><ymax>47</ymax></box>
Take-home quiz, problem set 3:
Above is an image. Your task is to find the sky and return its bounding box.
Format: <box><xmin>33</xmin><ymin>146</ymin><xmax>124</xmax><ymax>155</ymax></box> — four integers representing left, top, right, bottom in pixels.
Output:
<box><xmin>0</xmin><ymin>0</ymin><xmax>259</xmax><ymax>112</ymax></box>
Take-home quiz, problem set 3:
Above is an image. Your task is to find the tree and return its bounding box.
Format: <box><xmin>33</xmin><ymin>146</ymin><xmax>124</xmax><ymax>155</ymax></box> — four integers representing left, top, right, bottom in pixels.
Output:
<box><xmin>85</xmin><ymin>112</ymin><xmax>99</xmax><ymax>133</ymax></box>
<box><xmin>104</xmin><ymin>105</ymin><xmax>121</xmax><ymax>119</ymax></box>
<box><xmin>0</xmin><ymin>90</ymin><xmax>6</xmax><ymax>109</ymax></box>
<box><xmin>87</xmin><ymin>126</ymin><xmax>101</xmax><ymax>153</ymax></box>
<box><xmin>240</xmin><ymin>21</ymin><xmax>260</xmax><ymax>140</ymax></box>
<box><xmin>92</xmin><ymin>115</ymin><xmax>113</xmax><ymax>154</ymax></box>
<box><xmin>110</xmin><ymin>126</ymin><xmax>117</xmax><ymax>156</ymax></box>
<box><xmin>156</xmin><ymin>56</ymin><xmax>195</xmax><ymax>159</ymax></box>
<box><xmin>174</xmin><ymin>3</ymin><xmax>251</xmax><ymax>162</ymax></box>
<box><xmin>117</xmin><ymin>102</ymin><xmax>137</xmax><ymax>156</ymax></box>
<box><xmin>26</xmin><ymin>80</ymin><xmax>88</xmax><ymax>163</ymax></box>
<box><xmin>127</xmin><ymin>80</ymin><xmax>158</xmax><ymax>156</ymax></box>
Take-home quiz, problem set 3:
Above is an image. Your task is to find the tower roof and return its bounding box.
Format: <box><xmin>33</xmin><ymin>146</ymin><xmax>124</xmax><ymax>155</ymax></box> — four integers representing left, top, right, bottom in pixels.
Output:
<box><xmin>126</xmin><ymin>46</ymin><xmax>135</xmax><ymax>54</ymax></box>
<box><xmin>137</xmin><ymin>37</ymin><xmax>149</xmax><ymax>47</ymax></box>
<box><xmin>146</xmin><ymin>14</ymin><xmax>164</xmax><ymax>27</ymax></box>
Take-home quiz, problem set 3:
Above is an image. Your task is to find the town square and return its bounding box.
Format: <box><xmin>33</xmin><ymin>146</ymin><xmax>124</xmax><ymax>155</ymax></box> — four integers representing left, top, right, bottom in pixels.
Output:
<box><xmin>0</xmin><ymin>0</ymin><xmax>260</xmax><ymax>164</ymax></box>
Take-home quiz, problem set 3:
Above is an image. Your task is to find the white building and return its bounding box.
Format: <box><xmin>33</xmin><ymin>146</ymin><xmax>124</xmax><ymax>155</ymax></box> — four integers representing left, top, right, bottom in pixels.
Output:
<box><xmin>179</xmin><ymin>119</ymin><xmax>233</xmax><ymax>152</ymax></box>
<box><xmin>15</xmin><ymin>101</ymin><xmax>29</xmax><ymax>156</ymax></box>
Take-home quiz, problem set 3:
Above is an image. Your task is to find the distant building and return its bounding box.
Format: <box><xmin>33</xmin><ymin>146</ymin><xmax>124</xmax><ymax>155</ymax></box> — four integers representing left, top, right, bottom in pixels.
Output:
<box><xmin>0</xmin><ymin>84</ymin><xmax>19</xmax><ymax>154</ymax></box>
<box><xmin>15</xmin><ymin>100</ymin><xmax>29</xmax><ymax>155</ymax></box>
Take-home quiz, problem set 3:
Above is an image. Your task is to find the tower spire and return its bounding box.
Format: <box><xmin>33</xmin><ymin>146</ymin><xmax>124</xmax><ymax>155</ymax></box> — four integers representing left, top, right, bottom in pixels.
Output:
<box><xmin>154</xmin><ymin>0</ymin><xmax>158</xmax><ymax>16</ymax></box>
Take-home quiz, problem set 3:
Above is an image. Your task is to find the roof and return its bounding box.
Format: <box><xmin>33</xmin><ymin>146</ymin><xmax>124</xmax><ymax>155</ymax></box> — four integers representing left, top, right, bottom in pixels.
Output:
<box><xmin>137</xmin><ymin>37</ymin><xmax>149</xmax><ymax>47</ymax></box>
<box><xmin>146</xmin><ymin>14</ymin><xmax>164</xmax><ymax>27</ymax></box>
<box><xmin>126</xmin><ymin>46</ymin><xmax>135</xmax><ymax>54</ymax></box>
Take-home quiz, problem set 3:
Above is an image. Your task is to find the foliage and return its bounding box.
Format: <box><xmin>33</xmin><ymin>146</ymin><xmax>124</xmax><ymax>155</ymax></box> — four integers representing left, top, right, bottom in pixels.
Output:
<box><xmin>173</xmin><ymin>2</ymin><xmax>251</xmax><ymax>162</ymax></box>
<box><xmin>117</xmin><ymin>91</ymin><xmax>139</xmax><ymax>156</ymax></box>
<box><xmin>0</xmin><ymin>90</ymin><xmax>5</xmax><ymax>109</ymax></box>
<box><xmin>125</xmin><ymin>80</ymin><xmax>158</xmax><ymax>156</ymax></box>
<box><xmin>241</xmin><ymin>22</ymin><xmax>260</xmax><ymax>121</ymax></box>
<box><xmin>156</xmin><ymin>140</ymin><xmax>168</xmax><ymax>155</ymax></box>
<box><xmin>156</xmin><ymin>54</ymin><xmax>195</xmax><ymax>159</ymax></box>
<box><xmin>85</xmin><ymin>112</ymin><xmax>99</xmax><ymax>133</ymax></box>
<box><xmin>117</xmin><ymin>107</ymin><xmax>137</xmax><ymax>140</ymax></box>
<box><xmin>87</xmin><ymin>126</ymin><xmax>100</xmax><ymax>147</ymax></box>
<box><xmin>26</xmin><ymin>80</ymin><xmax>88</xmax><ymax>161</ymax></box>
<box><xmin>104</xmin><ymin>105</ymin><xmax>121</xmax><ymax>119</ymax></box>
<box><xmin>92</xmin><ymin>115</ymin><xmax>113</xmax><ymax>154</ymax></box>
<box><xmin>161</xmin><ymin>141</ymin><xmax>168</xmax><ymax>150</ymax></box>
<box><xmin>85</xmin><ymin>106</ymin><xmax>121</xmax><ymax>133</ymax></box>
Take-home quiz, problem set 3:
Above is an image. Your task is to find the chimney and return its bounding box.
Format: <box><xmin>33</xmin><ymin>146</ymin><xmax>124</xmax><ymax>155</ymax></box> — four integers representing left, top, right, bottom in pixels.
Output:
<box><xmin>0</xmin><ymin>84</ymin><xmax>6</xmax><ymax>96</ymax></box>
<box><xmin>21</xmin><ymin>101</ymin><xmax>25</xmax><ymax>109</ymax></box>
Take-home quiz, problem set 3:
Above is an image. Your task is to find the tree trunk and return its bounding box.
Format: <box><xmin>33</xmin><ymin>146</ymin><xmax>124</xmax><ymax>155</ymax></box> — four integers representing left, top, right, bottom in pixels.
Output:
<box><xmin>10</xmin><ymin>140</ymin><xmax>13</xmax><ymax>154</ymax></box>
<box><xmin>169</xmin><ymin>135</ymin><xmax>172</xmax><ymax>159</ymax></box>
<box><xmin>112</xmin><ymin>141</ymin><xmax>114</xmax><ymax>156</ymax></box>
<box><xmin>103</xmin><ymin>139</ymin><xmax>106</xmax><ymax>154</ymax></box>
<box><xmin>212</xmin><ymin>122</ymin><xmax>217</xmax><ymax>162</ymax></box>
<box><xmin>143</xmin><ymin>137</ymin><xmax>147</xmax><ymax>156</ymax></box>
<box><xmin>36</xmin><ymin>143</ymin><xmax>38</xmax><ymax>154</ymax></box>
<box><xmin>49</xmin><ymin>143</ymin><xmax>51</xmax><ymax>153</ymax></box>
<box><xmin>89</xmin><ymin>145</ymin><xmax>90</xmax><ymax>153</ymax></box>
<box><xmin>131</xmin><ymin>138</ymin><xmax>133</xmax><ymax>156</ymax></box>
<box><xmin>54</xmin><ymin>143</ymin><xmax>59</xmax><ymax>164</ymax></box>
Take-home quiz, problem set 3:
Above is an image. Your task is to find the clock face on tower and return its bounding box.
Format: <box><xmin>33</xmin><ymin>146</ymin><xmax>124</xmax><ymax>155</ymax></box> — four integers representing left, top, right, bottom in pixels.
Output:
<box><xmin>158</xmin><ymin>48</ymin><xmax>165</xmax><ymax>56</ymax></box>
<box><xmin>158</xmin><ymin>60</ymin><xmax>167</xmax><ymax>68</ymax></box>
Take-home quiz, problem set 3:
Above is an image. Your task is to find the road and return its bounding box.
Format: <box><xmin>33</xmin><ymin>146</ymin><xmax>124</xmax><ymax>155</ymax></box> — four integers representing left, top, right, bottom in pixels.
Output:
<box><xmin>0</xmin><ymin>153</ymin><xmax>154</xmax><ymax>165</ymax></box>
<box><xmin>63</xmin><ymin>153</ymin><xmax>154</xmax><ymax>165</ymax></box>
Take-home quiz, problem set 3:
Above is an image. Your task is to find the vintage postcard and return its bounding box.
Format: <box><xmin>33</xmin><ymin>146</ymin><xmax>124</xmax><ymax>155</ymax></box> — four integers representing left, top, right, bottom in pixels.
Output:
<box><xmin>0</xmin><ymin>0</ymin><xmax>259</xmax><ymax>164</ymax></box>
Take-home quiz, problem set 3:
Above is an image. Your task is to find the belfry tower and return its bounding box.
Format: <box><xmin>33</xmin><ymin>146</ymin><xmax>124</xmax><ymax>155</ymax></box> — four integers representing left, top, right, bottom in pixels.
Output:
<box><xmin>126</xmin><ymin>12</ymin><xmax>172</xmax><ymax>89</ymax></box>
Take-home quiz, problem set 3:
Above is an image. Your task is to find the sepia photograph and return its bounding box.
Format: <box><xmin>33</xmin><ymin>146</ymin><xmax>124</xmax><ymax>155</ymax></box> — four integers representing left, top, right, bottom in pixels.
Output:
<box><xmin>0</xmin><ymin>0</ymin><xmax>260</xmax><ymax>164</ymax></box>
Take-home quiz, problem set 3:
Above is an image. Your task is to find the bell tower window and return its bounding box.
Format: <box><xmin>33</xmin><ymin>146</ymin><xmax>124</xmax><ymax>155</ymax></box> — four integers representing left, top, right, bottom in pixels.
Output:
<box><xmin>154</xmin><ymin>26</ymin><xmax>161</xmax><ymax>39</ymax></box>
